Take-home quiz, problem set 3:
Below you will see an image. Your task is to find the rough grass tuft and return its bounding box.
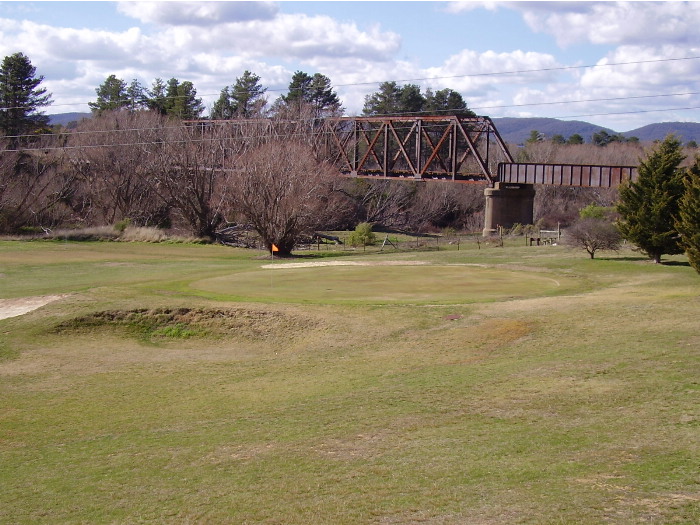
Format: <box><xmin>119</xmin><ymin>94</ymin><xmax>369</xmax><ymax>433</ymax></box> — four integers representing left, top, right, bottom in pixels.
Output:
<box><xmin>53</xmin><ymin>307</ymin><xmax>317</xmax><ymax>342</ymax></box>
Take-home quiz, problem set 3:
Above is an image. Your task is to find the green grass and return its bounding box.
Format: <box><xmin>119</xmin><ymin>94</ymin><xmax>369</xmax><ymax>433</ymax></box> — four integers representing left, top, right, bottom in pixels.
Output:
<box><xmin>0</xmin><ymin>239</ymin><xmax>699</xmax><ymax>523</ymax></box>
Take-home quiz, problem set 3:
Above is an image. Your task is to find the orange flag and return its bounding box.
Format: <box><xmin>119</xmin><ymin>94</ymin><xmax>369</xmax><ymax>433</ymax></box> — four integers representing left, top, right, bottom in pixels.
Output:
<box><xmin>271</xmin><ymin>244</ymin><xmax>279</xmax><ymax>252</ymax></box>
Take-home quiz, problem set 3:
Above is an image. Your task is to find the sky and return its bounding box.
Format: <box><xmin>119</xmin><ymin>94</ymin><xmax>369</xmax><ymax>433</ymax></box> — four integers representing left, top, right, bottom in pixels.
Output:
<box><xmin>0</xmin><ymin>0</ymin><xmax>699</xmax><ymax>132</ymax></box>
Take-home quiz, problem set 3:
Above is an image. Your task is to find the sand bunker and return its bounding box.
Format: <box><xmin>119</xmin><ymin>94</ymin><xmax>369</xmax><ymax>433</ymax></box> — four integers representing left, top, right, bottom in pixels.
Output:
<box><xmin>0</xmin><ymin>295</ymin><xmax>68</xmax><ymax>320</ymax></box>
<box><xmin>262</xmin><ymin>260</ymin><xmax>429</xmax><ymax>269</ymax></box>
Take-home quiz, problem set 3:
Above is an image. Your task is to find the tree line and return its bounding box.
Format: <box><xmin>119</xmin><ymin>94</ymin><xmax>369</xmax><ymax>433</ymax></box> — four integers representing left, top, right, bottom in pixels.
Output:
<box><xmin>1</xmin><ymin>51</ymin><xmax>699</xmax><ymax>272</ymax></box>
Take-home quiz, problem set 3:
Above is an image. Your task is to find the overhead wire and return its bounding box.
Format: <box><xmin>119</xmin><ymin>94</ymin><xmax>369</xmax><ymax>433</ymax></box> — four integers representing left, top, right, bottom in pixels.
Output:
<box><xmin>1</xmin><ymin>55</ymin><xmax>698</xmax><ymax>151</ymax></box>
<box><xmin>2</xmin><ymin>54</ymin><xmax>700</xmax><ymax>112</ymax></box>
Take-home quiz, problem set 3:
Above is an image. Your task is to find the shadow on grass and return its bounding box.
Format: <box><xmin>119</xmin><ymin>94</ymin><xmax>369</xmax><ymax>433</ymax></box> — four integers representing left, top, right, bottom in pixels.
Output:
<box><xmin>597</xmin><ymin>256</ymin><xmax>649</xmax><ymax>262</ymax></box>
<box><xmin>596</xmin><ymin>256</ymin><xmax>690</xmax><ymax>267</ymax></box>
<box><xmin>660</xmin><ymin>260</ymin><xmax>691</xmax><ymax>267</ymax></box>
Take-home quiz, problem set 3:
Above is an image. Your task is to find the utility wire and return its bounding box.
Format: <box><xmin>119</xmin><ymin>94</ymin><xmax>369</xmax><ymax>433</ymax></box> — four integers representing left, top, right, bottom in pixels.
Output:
<box><xmin>4</xmin><ymin>101</ymin><xmax>699</xmax><ymax>154</ymax></box>
<box><xmin>2</xmin><ymin>54</ymin><xmax>700</xmax><ymax>112</ymax></box>
<box><xmin>3</xmin><ymin>90</ymin><xmax>699</xmax><ymax>142</ymax></box>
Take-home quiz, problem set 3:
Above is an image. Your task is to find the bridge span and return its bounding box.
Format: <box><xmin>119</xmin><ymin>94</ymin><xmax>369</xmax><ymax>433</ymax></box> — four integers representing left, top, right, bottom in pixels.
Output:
<box><xmin>320</xmin><ymin>115</ymin><xmax>637</xmax><ymax>234</ymax></box>
<box><xmin>196</xmin><ymin>115</ymin><xmax>638</xmax><ymax>234</ymax></box>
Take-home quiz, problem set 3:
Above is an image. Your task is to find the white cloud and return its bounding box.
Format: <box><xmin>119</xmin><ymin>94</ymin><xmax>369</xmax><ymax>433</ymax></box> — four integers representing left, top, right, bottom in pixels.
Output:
<box><xmin>424</xmin><ymin>49</ymin><xmax>560</xmax><ymax>93</ymax></box>
<box><xmin>518</xmin><ymin>1</ymin><xmax>700</xmax><ymax>48</ymax></box>
<box><xmin>117</xmin><ymin>1</ymin><xmax>278</xmax><ymax>26</ymax></box>
<box><xmin>444</xmin><ymin>1</ymin><xmax>500</xmax><ymax>14</ymax></box>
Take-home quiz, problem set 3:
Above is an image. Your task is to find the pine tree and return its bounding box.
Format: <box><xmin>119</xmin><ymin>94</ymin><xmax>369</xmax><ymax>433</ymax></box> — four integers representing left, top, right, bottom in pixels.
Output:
<box><xmin>676</xmin><ymin>156</ymin><xmax>700</xmax><ymax>273</ymax></box>
<box><xmin>146</xmin><ymin>78</ymin><xmax>169</xmax><ymax>115</ymax></box>
<box><xmin>398</xmin><ymin>84</ymin><xmax>424</xmax><ymax>115</ymax></box>
<box><xmin>126</xmin><ymin>79</ymin><xmax>147</xmax><ymax>111</ymax></box>
<box><xmin>277</xmin><ymin>71</ymin><xmax>340</xmax><ymax>118</ymax></box>
<box><xmin>231</xmin><ymin>70</ymin><xmax>267</xmax><ymax>118</ymax></box>
<box><xmin>308</xmin><ymin>73</ymin><xmax>341</xmax><ymax>118</ymax></box>
<box><xmin>210</xmin><ymin>87</ymin><xmax>234</xmax><ymax>120</ymax></box>
<box><xmin>423</xmin><ymin>88</ymin><xmax>475</xmax><ymax>117</ymax></box>
<box><xmin>0</xmin><ymin>52</ymin><xmax>52</xmax><ymax>140</ymax></box>
<box><xmin>617</xmin><ymin>134</ymin><xmax>686</xmax><ymax>263</ymax></box>
<box><xmin>362</xmin><ymin>81</ymin><xmax>402</xmax><ymax>116</ymax></box>
<box><xmin>163</xmin><ymin>78</ymin><xmax>204</xmax><ymax>119</ymax></box>
<box><xmin>211</xmin><ymin>71</ymin><xmax>267</xmax><ymax>119</ymax></box>
<box><xmin>89</xmin><ymin>74</ymin><xmax>129</xmax><ymax>114</ymax></box>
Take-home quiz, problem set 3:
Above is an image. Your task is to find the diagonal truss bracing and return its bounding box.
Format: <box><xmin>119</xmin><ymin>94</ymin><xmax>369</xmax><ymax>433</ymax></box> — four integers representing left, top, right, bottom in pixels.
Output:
<box><xmin>318</xmin><ymin>116</ymin><xmax>514</xmax><ymax>184</ymax></box>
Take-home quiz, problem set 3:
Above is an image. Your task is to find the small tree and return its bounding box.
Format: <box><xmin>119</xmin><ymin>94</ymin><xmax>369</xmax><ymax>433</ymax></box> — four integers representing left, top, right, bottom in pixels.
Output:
<box><xmin>565</xmin><ymin>217</ymin><xmax>621</xmax><ymax>259</ymax></box>
<box><xmin>348</xmin><ymin>222</ymin><xmax>376</xmax><ymax>248</ymax></box>
<box><xmin>617</xmin><ymin>134</ymin><xmax>686</xmax><ymax>263</ymax></box>
<box><xmin>676</xmin><ymin>156</ymin><xmax>700</xmax><ymax>274</ymax></box>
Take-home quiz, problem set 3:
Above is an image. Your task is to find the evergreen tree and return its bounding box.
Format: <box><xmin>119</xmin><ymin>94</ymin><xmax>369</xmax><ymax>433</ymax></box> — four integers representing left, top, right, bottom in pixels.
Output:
<box><xmin>423</xmin><ymin>88</ymin><xmax>475</xmax><ymax>117</ymax></box>
<box><xmin>277</xmin><ymin>71</ymin><xmax>340</xmax><ymax>118</ymax></box>
<box><xmin>89</xmin><ymin>74</ymin><xmax>129</xmax><ymax>114</ymax></box>
<box><xmin>231</xmin><ymin>70</ymin><xmax>267</xmax><ymax>117</ymax></box>
<box><xmin>364</xmin><ymin>83</ymin><xmax>474</xmax><ymax>118</ymax></box>
<box><xmin>211</xmin><ymin>71</ymin><xmax>267</xmax><ymax>119</ymax></box>
<box><xmin>617</xmin><ymin>134</ymin><xmax>686</xmax><ymax>263</ymax></box>
<box><xmin>210</xmin><ymin>87</ymin><xmax>235</xmax><ymax>120</ymax></box>
<box><xmin>126</xmin><ymin>79</ymin><xmax>147</xmax><ymax>111</ymax></box>
<box><xmin>676</xmin><ymin>156</ymin><xmax>700</xmax><ymax>274</ymax></box>
<box><xmin>281</xmin><ymin>70</ymin><xmax>313</xmax><ymax>111</ymax></box>
<box><xmin>146</xmin><ymin>78</ymin><xmax>169</xmax><ymax>115</ymax></box>
<box><xmin>0</xmin><ymin>52</ymin><xmax>52</xmax><ymax>139</ymax></box>
<box><xmin>163</xmin><ymin>78</ymin><xmax>204</xmax><ymax>119</ymax></box>
<box><xmin>398</xmin><ymin>84</ymin><xmax>424</xmax><ymax>115</ymax></box>
<box><xmin>308</xmin><ymin>73</ymin><xmax>341</xmax><ymax>117</ymax></box>
<box><xmin>362</xmin><ymin>81</ymin><xmax>402</xmax><ymax>116</ymax></box>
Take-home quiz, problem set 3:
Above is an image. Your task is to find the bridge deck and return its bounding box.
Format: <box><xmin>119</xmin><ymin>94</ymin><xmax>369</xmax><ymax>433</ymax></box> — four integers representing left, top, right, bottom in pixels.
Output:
<box><xmin>498</xmin><ymin>162</ymin><xmax>638</xmax><ymax>188</ymax></box>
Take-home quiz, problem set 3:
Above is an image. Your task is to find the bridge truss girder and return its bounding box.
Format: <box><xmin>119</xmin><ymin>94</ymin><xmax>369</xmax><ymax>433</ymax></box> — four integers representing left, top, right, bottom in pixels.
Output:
<box><xmin>318</xmin><ymin>116</ymin><xmax>514</xmax><ymax>184</ymax></box>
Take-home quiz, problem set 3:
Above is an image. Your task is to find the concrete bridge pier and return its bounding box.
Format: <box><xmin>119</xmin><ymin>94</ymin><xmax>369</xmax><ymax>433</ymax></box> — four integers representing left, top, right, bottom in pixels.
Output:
<box><xmin>482</xmin><ymin>182</ymin><xmax>536</xmax><ymax>236</ymax></box>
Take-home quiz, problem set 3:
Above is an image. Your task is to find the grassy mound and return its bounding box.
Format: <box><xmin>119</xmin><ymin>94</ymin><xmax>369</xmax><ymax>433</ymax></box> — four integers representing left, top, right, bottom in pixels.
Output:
<box><xmin>54</xmin><ymin>307</ymin><xmax>316</xmax><ymax>342</ymax></box>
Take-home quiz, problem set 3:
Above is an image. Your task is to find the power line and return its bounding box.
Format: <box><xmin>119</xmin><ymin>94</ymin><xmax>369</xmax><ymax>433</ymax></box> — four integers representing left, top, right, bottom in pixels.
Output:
<box><xmin>3</xmin><ymin>54</ymin><xmax>700</xmax><ymax>112</ymax></box>
<box><xmin>4</xmin><ymin>101</ymin><xmax>699</xmax><ymax>154</ymax></box>
<box><xmin>3</xmin><ymin>89</ymin><xmax>699</xmax><ymax>142</ymax></box>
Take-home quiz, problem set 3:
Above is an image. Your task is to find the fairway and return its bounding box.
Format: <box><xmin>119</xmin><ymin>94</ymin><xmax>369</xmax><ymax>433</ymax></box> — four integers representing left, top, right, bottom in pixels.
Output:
<box><xmin>193</xmin><ymin>261</ymin><xmax>574</xmax><ymax>304</ymax></box>
<box><xmin>1</xmin><ymin>240</ymin><xmax>698</xmax><ymax>524</ymax></box>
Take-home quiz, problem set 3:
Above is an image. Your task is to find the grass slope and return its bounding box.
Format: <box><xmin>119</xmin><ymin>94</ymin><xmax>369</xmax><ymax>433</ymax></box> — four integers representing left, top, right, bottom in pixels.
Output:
<box><xmin>0</xmin><ymin>240</ymin><xmax>698</xmax><ymax>523</ymax></box>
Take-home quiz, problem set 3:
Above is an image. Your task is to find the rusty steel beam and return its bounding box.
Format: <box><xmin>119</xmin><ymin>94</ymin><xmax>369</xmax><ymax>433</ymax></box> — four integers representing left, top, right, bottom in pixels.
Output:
<box><xmin>320</xmin><ymin>116</ymin><xmax>514</xmax><ymax>183</ymax></box>
<box><xmin>497</xmin><ymin>163</ymin><xmax>638</xmax><ymax>187</ymax></box>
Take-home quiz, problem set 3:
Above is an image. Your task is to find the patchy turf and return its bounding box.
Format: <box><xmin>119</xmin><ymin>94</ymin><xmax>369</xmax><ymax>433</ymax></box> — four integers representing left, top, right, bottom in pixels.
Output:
<box><xmin>0</xmin><ymin>240</ymin><xmax>698</xmax><ymax>524</ymax></box>
<box><xmin>53</xmin><ymin>307</ymin><xmax>318</xmax><ymax>343</ymax></box>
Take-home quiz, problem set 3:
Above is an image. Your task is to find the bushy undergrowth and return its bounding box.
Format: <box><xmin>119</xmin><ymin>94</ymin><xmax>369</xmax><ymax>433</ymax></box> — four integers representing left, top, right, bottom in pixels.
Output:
<box><xmin>2</xmin><ymin>225</ymin><xmax>208</xmax><ymax>244</ymax></box>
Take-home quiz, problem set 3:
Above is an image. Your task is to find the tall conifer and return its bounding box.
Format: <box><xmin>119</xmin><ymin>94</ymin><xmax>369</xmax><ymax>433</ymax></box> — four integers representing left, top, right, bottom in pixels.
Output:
<box><xmin>676</xmin><ymin>156</ymin><xmax>700</xmax><ymax>273</ymax></box>
<box><xmin>617</xmin><ymin>134</ymin><xmax>686</xmax><ymax>263</ymax></box>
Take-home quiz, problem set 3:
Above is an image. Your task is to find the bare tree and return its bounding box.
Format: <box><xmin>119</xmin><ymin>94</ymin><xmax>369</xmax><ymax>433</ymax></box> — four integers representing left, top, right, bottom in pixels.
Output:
<box><xmin>232</xmin><ymin>138</ymin><xmax>336</xmax><ymax>256</ymax></box>
<box><xmin>0</xmin><ymin>137</ymin><xmax>75</xmax><ymax>232</ymax></box>
<box><xmin>406</xmin><ymin>183</ymin><xmax>485</xmax><ymax>232</ymax></box>
<box><xmin>337</xmin><ymin>178</ymin><xmax>417</xmax><ymax>228</ymax></box>
<box><xmin>66</xmin><ymin>111</ymin><xmax>171</xmax><ymax>227</ymax></box>
<box><xmin>157</xmin><ymin>122</ymin><xmax>236</xmax><ymax>239</ymax></box>
<box><xmin>565</xmin><ymin>217</ymin><xmax>621</xmax><ymax>259</ymax></box>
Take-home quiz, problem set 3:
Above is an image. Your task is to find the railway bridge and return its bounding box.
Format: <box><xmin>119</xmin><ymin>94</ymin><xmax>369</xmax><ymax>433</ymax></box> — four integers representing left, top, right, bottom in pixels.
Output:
<box><xmin>198</xmin><ymin>115</ymin><xmax>638</xmax><ymax>235</ymax></box>
<box><xmin>317</xmin><ymin>115</ymin><xmax>638</xmax><ymax>235</ymax></box>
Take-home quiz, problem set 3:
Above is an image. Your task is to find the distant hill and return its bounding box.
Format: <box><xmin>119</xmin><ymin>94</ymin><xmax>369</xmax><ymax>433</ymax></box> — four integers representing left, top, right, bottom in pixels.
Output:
<box><xmin>622</xmin><ymin>122</ymin><xmax>700</xmax><ymax>143</ymax></box>
<box><xmin>491</xmin><ymin>117</ymin><xmax>614</xmax><ymax>145</ymax></box>
<box><xmin>48</xmin><ymin>112</ymin><xmax>91</xmax><ymax>127</ymax></box>
<box><xmin>491</xmin><ymin>117</ymin><xmax>700</xmax><ymax>145</ymax></box>
<box><xmin>48</xmin><ymin>112</ymin><xmax>700</xmax><ymax>145</ymax></box>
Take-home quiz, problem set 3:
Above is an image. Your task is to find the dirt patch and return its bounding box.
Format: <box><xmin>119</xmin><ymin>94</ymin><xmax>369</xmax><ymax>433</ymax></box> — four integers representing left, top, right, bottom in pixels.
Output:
<box><xmin>261</xmin><ymin>260</ymin><xmax>429</xmax><ymax>269</ymax></box>
<box><xmin>53</xmin><ymin>307</ymin><xmax>318</xmax><ymax>342</ymax></box>
<box><xmin>0</xmin><ymin>295</ymin><xmax>69</xmax><ymax>320</ymax></box>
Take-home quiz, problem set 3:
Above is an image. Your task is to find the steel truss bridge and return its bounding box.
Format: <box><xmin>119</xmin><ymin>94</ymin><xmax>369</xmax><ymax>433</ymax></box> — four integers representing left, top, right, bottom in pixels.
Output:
<box><xmin>194</xmin><ymin>115</ymin><xmax>637</xmax><ymax>187</ymax></box>
<box><xmin>316</xmin><ymin>115</ymin><xmax>637</xmax><ymax>188</ymax></box>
